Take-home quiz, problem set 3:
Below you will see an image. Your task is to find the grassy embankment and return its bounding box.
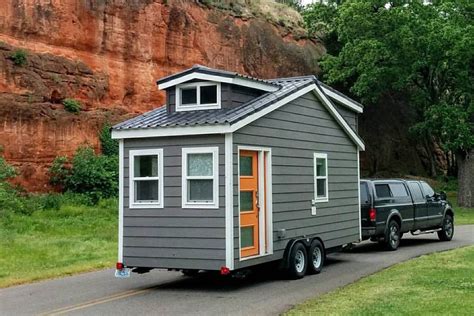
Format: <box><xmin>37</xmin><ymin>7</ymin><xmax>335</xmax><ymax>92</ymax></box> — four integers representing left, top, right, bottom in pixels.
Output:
<box><xmin>0</xmin><ymin>195</ymin><xmax>117</xmax><ymax>288</ymax></box>
<box><xmin>287</xmin><ymin>245</ymin><xmax>474</xmax><ymax>315</ymax></box>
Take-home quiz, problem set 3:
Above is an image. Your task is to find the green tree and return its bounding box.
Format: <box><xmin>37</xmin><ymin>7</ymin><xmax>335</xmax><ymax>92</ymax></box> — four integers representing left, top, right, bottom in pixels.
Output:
<box><xmin>99</xmin><ymin>122</ymin><xmax>119</xmax><ymax>156</ymax></box>
<box><xmin>304</xmin><ymin>0</ymin><xmax>473</xmax><ymax>206</ymax></box>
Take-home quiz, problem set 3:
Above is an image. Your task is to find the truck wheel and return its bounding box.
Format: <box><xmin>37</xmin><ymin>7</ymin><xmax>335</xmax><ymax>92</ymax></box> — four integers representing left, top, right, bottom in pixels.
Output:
<box><xmin>437</xmin><ymin>214</ymin><xmax>454</xmax><ymax>241</ymax></box>
<box><xmin>385</xmin><ymin>220</ymin><xmax>401</xmax><ymax>251</ymax></box>
<box><xmin>287</xmin><ymin>243</ymin><xmax>308</xmax><ymax>279</ymax></box>
<box><xmin>307</xmin><ymin>239</ymin><xmax>325</xmax><ymax>275</ymax></box>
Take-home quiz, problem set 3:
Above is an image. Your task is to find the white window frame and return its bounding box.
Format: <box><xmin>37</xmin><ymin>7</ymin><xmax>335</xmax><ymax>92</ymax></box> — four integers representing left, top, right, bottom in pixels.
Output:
<box><xmin>129</xmin><ymin>149</ymin><xmax>164</xmax><ymax>209</ymax></box>
<box><xmin>175</xmin><ymin>82</ymin><xmax>221</xmax><ymax>112</ymax></box>
<box><xmin>182</xmin><ymin>147</ymin><xmax>219</xmax><ymax>209</ymax></box>
<box><xmin>314</xmin><ymin>153</ymin><xmax>329</xmax><ymax>203</ymax></box>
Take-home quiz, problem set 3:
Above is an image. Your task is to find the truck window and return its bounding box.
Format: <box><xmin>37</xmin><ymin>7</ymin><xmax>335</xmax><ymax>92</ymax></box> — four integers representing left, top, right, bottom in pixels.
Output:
<box><xmin>389</xmin><ymin>183</ymin><xmax>409</xmax><ymax>197</ymax></box>
<box><xmin>360</xmin><ymin>183</ymin><xmax>370</xmax><ymax>204</ymax></box>
<box><xmin>375</xmin><ymin>184</ymin><xmax>391</xmax><ymax>198</ymax></box>
<box><xmin>420</xmin><ymin>182</ymin><xmax>435</xmax><ymax>197</ymax></box>
<box><xmin>408</xmin><ymin>182</ymin><xmax>425</xmax><ymax>203</ymax></box>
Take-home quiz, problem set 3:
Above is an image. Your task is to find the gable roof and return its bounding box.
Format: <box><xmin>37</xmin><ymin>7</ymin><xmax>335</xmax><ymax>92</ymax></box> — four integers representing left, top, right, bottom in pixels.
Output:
<box><xmin>113</xmin><ymin>67</ymin><xmax>365</xmax><ymax>150</ymax></box>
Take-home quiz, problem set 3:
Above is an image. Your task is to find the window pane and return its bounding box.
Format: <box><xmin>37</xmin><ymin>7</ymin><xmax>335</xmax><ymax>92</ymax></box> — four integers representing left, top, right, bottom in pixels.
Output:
<box><xmin>241</xmin><ymin>226</ymin><xmax>254</xmax><ymax>248</ymax></box>
<box><xmin>135</xmin><ymin>180</ymin><xmax>159</xmax><ymax>202</ymax></box>
<box><xmin>360</xmin><ymin>183</ymin><xmax>370</xmax><ymax>204</ymax></box>
<box><xmin>375</xmin><ymin>184</ymin><xmax>392</xmax><ymax>198</ymax></box>
<box><xmin>421</xmin><ymin>182</ymin><xmax>435</xmax><ymax>197</ymax></box>
<box><xmin>188</xmin><ymin>179</ymin><xmax>213</xmax><ymax>201</ymax></box>
<box><xmin>316</xmin><ymin>158</ymin><xmax>326</xmax><ymax>176</ymax></box>
<box><xmin>134</xmin><ymin>155</ymin><xmax>158</xmax><ymax>177</ymax></box>
<box><xmin>239</xmin><ymin>156</ymin><xmax>253</xmax><ymax>176</ymax></box>
<box><xmin>408</xmin><ymin>182</ymin><xmax>424</xmax><ymax>202</ymax></box>
<box><xmin>200</xmin><ymin>85</ymin><xmax>217</xmax><ymax>104</ymax></box>
<box><xmin>389</xmin><ymin>183</ymin><xmax>408</xmax><ymax>197</ymax></box>
<box><xmin>188</xmin><ymin>153</ymin><xmax>213</xmax><ymax>176</ymax></box>
<box><xmin>316</xmin><ymin>179</ymin><xmax>326</xmax><ymax>197</ymax></box>
<box><xmin>240</xmin><ymin>191</ymin><xmax>253</xmax><ymax>212</ymax></box>
<box><xmin>181</xmin><ymin>87</ymin><xmax>197</xmax><ymax>105</ymax></box>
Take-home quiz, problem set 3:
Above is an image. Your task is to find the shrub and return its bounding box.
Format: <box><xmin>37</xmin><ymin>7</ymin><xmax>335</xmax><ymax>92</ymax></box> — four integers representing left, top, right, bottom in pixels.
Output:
<box><xmin>10</xmin><ymin>49</ymin><xmax>27</xmax><ymax>66</ymax></box>
<box><xmin>99</xmin><ymin>122</ymin><xmax>118</xmax><ymax>156</ymax></box>
<box><xmin>62</xmin><ymin>98</ymin><xmax>81</xmax><ymax>113</ymax></box>
<box><xmin>0</xmin><ymin>156</ymin><xmax>16</xmax><ymax>182</ymax></box>
<box><xmin>49</xmin><ymin>146</ymin><xmax>118</xmax><ymax>204</ymax></box>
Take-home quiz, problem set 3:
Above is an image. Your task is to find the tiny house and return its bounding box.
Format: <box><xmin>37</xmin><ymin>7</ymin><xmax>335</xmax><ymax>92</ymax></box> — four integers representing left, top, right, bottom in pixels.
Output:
<box><xmin>112</xmin><ymin>65</ymin><xmax>365</xmax><ymax>279</ymax></box>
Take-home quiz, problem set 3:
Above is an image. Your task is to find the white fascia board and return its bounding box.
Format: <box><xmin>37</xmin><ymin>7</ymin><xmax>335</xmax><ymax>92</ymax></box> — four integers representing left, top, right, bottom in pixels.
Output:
<box><xmin>230</xmin><ymin>84</ymin><xmax>317</xmax><ymax>132</ymax></box>
<box><xmin>111</xmin><ymin>124</ymin><xmax>231</xmax><ymax>139</ymax></box>
<box><xmin>313</xmin><ymin>87</ymin><xmax>366</xmax><ymax>151</ymax></box>
<box><xmin>158</xmin><ymin>72</ymin><xmax>279</xmax><ymax>92</ymax></box>
<box><xmin>321</xmin><ymin>87</ymin><xmax>363</xmax><ymax>113</ymax></box>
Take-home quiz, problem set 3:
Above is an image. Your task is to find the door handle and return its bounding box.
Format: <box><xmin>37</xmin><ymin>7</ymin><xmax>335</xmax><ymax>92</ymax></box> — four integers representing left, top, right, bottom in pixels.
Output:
<box><xmin>256</xmin><ymin>191</ymin><xmax>260</xmax><ymax>209</ymax></box>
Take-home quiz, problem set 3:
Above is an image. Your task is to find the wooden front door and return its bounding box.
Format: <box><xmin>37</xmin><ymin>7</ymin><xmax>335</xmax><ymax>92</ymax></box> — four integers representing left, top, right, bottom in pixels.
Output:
<box><xmin>240</xmin><ymin>150</ymin><xmax>260</xmax><ymax>257</ymax></box>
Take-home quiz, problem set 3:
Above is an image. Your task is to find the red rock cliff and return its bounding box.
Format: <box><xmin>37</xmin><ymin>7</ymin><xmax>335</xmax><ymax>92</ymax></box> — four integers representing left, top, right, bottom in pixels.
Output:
<box><xmin>0</xmin><ymin>0</ymin><xmax>323</xmax><ymax>191</ymax></box>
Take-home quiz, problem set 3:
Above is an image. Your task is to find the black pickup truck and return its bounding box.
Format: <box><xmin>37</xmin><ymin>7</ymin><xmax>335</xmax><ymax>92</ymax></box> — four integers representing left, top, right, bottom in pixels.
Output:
<box><xmin>360</xmin><ymin>179</ymin><xmax>454</xmax><ymax>250</ymax></box>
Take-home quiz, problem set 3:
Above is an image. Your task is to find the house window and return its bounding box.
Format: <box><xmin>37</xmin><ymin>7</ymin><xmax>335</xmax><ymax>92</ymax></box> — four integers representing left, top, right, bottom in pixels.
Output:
<box><xmin>176</xmin><ymin>82</ymin><xmax>221</xmax><ymax>111</ymax></box>
<box><xmin>314</xmin><ymin>153</ymin><xmax>328</xmax><ymax>202</ymax></box>
<box><xmin>182</xmin><ymin>147</ymin><xmax>219</xmax><ymax>208</ymax></box>
<box><xmin>129</xmin><ymin>149</ymin><xmax>164</xmax><ymax>208</ymax></box>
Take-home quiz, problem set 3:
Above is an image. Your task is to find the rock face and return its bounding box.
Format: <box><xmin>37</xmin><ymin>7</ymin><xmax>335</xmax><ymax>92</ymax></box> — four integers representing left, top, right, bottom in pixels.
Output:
<box><xmin>0</xmin><ymin>0</ymin><xmax>323</xmax><ymax>191</ymax></box>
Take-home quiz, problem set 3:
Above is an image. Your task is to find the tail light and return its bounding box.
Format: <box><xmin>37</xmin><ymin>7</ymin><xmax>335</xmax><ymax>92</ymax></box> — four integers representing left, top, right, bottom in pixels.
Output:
<box><xmin>116</xmin><ymin>262</ymin><xmax>124</xmax><ymax>270</ymax></box>
<box><xmin>220</xmin><ymin>266</ymin><xmax>230</xmax><ymax>276</ymax></box>
<box><xmin>369</xmin><ymin>208</ymin><xmax>376</xmax><ymax>222</ymax></box>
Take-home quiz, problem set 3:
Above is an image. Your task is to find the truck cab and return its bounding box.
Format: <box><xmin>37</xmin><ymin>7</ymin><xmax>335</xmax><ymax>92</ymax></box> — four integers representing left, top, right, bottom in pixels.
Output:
<box><xmin>360</xmin><ymin>179</ymin><xmax>454</xmax><ymax>250</ymax></box>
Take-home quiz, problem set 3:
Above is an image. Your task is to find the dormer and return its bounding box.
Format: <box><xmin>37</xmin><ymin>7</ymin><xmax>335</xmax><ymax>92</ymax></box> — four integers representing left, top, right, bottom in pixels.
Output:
<box><xmin>157</xmin><ymin>65</ymin><xmax>280</xmax><ymax>113</ymax></box>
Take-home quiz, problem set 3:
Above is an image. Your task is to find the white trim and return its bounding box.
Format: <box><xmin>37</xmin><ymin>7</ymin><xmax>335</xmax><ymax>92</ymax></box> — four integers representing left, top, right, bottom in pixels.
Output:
<box><xmin>175</xmin><ymin>82</ymin><xmax>221</xmax><ymax>112</ymax></box>
<box><xmin>357</xmin><ymin>150</ymin><xmax>362</xmax><ymax>241</ymax></box>
<box><xmin>129</xmin><ymin>149</ymin><xmax>164</xmax><ymax>209</ymax></box>
<box><xmin>314</xmin><ymin>153</ymin><xmax>329</xmax><ymax>203</ymax></box>
<box><xmin>312</xmin><ymin>87</ymin><xmax>366</xmax><ymax>150</ymax></box>
<box><xmin>321</xmin><ymin>86</ymin><xmax>363</xmax><ymax>113</ymax></box>
<box><xmin>224</xmin><ymin>133</ymin><xmax>234</xmax><ymax>270</ymax></box>
<box><xmin>158</xmin><ymin>72</ymin><xmax>279</xmax><ymax>92</ymax></box>
<box><xmin>237</xmin><ymin>146</ymin><xmax>273</xmax><ymax>261</ymax></box>
<box><xmin>181</xmin><ymin>147</ymin><xmax>219</xmax><ymax>209</ymax></box>
<box><xmin>112</xmin><ymin>85</ymin><xmax>366</xmax><ymax>151</ymax></box>
<box><xmin>118</xmin><ymin>140</ymin><xmax>124</xmax><ymax>263</ymax></box>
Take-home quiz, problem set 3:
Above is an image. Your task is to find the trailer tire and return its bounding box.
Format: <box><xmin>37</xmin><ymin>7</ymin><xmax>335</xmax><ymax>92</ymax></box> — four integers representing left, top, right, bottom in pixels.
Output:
<box><xmin>287</xmin><ymin>242</ymin><xmax>307</xmax><ymax>279</ymax></box>
<box><xmin>307</xmin><ymin>239</ymin><xmax>325</xmax><ymax>275</ymax></box>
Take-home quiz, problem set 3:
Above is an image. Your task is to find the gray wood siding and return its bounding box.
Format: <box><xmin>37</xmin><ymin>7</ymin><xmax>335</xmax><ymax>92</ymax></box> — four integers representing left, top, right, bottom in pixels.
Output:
<box><xmin>334</xmin><ymin>103</ymin><xmax>358</xmax><ymax>131</ymax></box>
<box><xmin>122</xmin><ymin>135</ymin><xmax>226</xmax><ymax>270</ymax></box>
<box><xmin>233</xmin><ymin>91</ymin><xmax>360</xmax><ymax>269</ymax></box>
<box><xmin>166</xmin><ymin>83</ymin><xmax>263</xmax><ymax>112</ymax></box>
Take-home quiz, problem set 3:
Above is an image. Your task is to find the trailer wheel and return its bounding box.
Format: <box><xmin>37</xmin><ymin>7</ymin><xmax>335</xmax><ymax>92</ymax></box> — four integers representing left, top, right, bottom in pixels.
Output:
<box><xmin>307</xmin><ymin>239</ymin><xmax>325</xmax><ymax>275</ymax></box>
<box><xmin>287</xmin><ymin>242</ymin><xmax>307</xmax><ymax>279</ymax></box>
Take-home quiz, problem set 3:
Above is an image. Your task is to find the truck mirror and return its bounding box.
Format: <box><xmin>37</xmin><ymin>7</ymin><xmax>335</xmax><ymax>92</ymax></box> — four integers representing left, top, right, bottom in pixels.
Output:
<box><xmin>439</xmin><ymin>191</ymin><xmax>447</xmax><ymax>200</ymax></box>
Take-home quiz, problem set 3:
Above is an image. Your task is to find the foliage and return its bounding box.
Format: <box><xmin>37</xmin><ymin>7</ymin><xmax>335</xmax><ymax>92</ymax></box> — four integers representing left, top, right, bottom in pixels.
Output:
<box><xmin>303</xmin><ymin>0</ymin><xmax>474</xmax><ymax>155</ymax></box>
<box><xmin>10</xmin><ymin>49</ymin><xmax>27</xmax><ymax>66</ymax></box>
<box><xmin>62</xmin><ymin>98</ymin><xmax>82</xmax><ymax>113</ymax></box>
<box><xmin>49</xmin><ymin>146</ymin><xmax>118</xmax><ymax>203</ymax></box>
<box><xmin>0</xmin><ymin>156</ymin><xmax>16</xmax><ymax>182</ymax></box>
<box><xmin>287</xmin><ymin>246</ymin><xmax>474</xmax><ymax>315</ymax></box>
<box><xmin>0</xmin><ymin>195</ymin><xmax>117</xmax><ymax>287</ymax></box>
<box><xmin>276</xmin><ymin>0</ymin><xmax>304</xmax><ymax>11</ymax></box>
<box><xmin>99</xmin><ymin>122</ymin><xmax>119</xmax><ymax>156</ymax></box>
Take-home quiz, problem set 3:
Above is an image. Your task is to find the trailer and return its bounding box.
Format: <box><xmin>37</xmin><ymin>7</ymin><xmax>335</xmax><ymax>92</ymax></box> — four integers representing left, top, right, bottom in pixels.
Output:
<box><xmin>112</xmin><ymin>65</ymin><xmax>365</xmax><ymax>279</ymax></box>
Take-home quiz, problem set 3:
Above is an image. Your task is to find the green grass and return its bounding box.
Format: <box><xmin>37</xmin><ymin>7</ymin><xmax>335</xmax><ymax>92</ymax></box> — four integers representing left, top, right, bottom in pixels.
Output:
<box><xmin>287</xmin><ymin>246</ymin><xmax>474</xmax><ymax>315</ymax></box>
<box><xmin>448</xmin><ymin>192</ymin><xmax>474</xmax><ymax>225</ymax></box>
<box><xmin>0</xmin><ymin>197</ymin><xmax>117</xmax><ymax>288</ymax></box>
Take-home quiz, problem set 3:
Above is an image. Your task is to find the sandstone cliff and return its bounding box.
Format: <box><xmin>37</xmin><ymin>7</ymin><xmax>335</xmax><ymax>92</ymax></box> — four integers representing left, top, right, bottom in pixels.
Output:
<box><xmin>0</xmin><ymin>0</ymin><xmax>324</xmax><ymax>190</ymax></box>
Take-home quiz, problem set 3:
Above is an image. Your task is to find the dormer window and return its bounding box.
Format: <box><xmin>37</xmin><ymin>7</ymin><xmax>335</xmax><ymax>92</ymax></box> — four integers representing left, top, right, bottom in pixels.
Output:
<box><xmin>176</xmin><ymin>82</ymin><xmax>221</xmax><ymax>111</ymax></box>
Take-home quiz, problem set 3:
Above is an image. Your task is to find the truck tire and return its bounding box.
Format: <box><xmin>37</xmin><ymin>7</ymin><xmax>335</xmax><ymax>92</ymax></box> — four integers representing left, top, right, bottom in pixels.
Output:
<box><xmin>437</xmin><ymin>214</ymin><xmax>454</xmax><ymax>241</ymax></box>
<box><xmin>385</xmin><ymin>220</ymin><xmax>401</xmax><ymax>251</ymax></box>
<box><xmin>287</xmin><ymin>242</ymin><xmax>308</xmax><ymax>279</ymax></box>
<box><xmin>307</xmin><ymin>239</ymin><xmax>325</xmax><ymax>275</ymax></box>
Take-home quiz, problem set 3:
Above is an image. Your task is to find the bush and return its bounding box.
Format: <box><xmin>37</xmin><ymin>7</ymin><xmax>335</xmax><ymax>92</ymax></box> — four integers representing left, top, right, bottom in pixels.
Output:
<box><xmin>0</xmin><ymin>156</ymin><xmax>16</xmax><ymax>181</ymax></box>
<box><xmin>49</xmin><ymin>146</ymin><xmax>118</xmax><ymax>204</ymax></box>
<box><xmin>10</xmin><ymin>49</ymin><xmax>27</xmax><ymax>66</ymax></box>
<box><xmin>99</xmin><ymin>122</ymin><xmax>118</xmax><ymax>156</ymax></box>
<box><xmin>62</xmin><ymin>98</ymin><xmax>81</xmax><ymax>113</ymax></box>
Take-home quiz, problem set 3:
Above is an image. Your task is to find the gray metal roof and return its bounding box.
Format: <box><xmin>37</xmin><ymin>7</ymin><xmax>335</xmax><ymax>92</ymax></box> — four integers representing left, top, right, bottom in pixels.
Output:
<box><xmin>114</xmin><ymin>76</ymin><xmax>315</xmax><ymax>130</ymax></box>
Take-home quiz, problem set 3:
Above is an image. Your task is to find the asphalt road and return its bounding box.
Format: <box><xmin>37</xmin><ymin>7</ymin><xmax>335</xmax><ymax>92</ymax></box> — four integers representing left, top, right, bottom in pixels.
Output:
<box><xmin>1</xmin><ymin>225</ymin><xmax>473</xmax><ymax>316</ymax></box>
